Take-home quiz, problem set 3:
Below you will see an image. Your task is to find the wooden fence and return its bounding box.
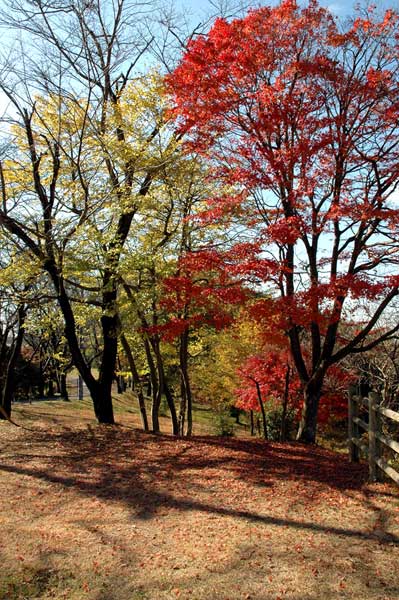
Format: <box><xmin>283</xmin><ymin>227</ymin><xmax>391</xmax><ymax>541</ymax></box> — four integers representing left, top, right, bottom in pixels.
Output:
<box><xmin>67</xmin><ymin>376</ymin><xmax>89</xmax><ymax>399</ymax></box>
<box><xmin>348</xmin><ymin>389</ymin><xmax>399</xmax><ymax>484</ymax></box>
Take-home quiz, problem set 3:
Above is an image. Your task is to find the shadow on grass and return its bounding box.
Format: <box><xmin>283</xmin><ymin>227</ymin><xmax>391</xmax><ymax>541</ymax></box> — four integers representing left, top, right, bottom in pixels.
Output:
<box><xmin>1</xmin><ymin>426</ymin><xmax>398</xmax><ymax>546</ymax></box>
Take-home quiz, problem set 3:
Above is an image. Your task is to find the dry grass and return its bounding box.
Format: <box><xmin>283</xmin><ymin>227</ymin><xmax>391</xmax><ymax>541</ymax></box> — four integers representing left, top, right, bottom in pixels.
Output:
<box><xmin>0</xmin><ymin>400</ymin><xmax>398</xmax><ymax>600</ymax></box>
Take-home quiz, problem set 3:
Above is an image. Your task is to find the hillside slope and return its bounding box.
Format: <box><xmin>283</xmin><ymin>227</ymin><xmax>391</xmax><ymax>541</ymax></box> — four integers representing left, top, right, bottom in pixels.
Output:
<box><xmin>0</xmin><ymin>413</ymin><xmax>398</xmax><ymax>599</ymax></box>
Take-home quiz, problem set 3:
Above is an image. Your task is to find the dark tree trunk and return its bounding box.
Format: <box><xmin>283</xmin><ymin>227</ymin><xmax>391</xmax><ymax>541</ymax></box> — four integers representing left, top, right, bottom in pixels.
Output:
<box><xmin>88</xmin><ymin>380</ymin><xmax>115</xmax><ymax>424</ymax></box>
<box><xmin>178</xmin><ymin>379</ymin><xmax>186</xmax><ymax>437</ymax></box>
<box><xmin>0</xmin><ymin>304</ymin><xmax>26</xmax><ymax>420</ymax></box>
<box><xmin>38</xmin><ymin>357</ymin><xmax>45</xmax><ymax>398</ymax></box>
<box><xmin>186</xmin><ymin>380</ymin><xmax>193</xmax><ymax>437</ymax></box>
<box><xmin>47</xmin><ymin>379</ymin><xmax>55</xmax><ymax>397</ymax></box>
<box><xmin>255</xmin><ymin>381</ymin><xmax>268</xmax><ymax>440</ymax></box>
<box><xmin>1</xmin><ymin>381</ymin><xmax>13</xmax><ymax>420</ymax></box>
<box><xmin>149</xmin><ymin>336</ymin><xmax>178</xmax><ymax>435</ymax></box>
<box><xmin>143</xmin><ymin>337</ymin><xmax>160</xmax><ymax>433</ymax></box>
<box><xmin>120</xmin><ymin>332</ymin><xmax>149</xmax><ymax>432</ymax></box>
<box><xmin>54</xmin><ymin>375</ymin><xmax>61</xmax><ymax>395</ymax></box>
<box><xmin>38</xmin><ymin>377</ymin><xmax>45</xmax><ymax>398</ymax></box>
<box><xmin>178</xmin><ymin>330</ymin><xmax>193</xmax><ymax>437</ymax></box>
<box><xmin>116</xmin><ymin>376</ymin><xmax>123</xmax><ymax>394</ymax></box>
<box><xmin>296</xmin><ymin>379</ymin><xmax>322</xmax><ymax>444</ymax></box>
<box><xmin>60</xmin><ymin>372</ymin><xmax>69</xmax><ymax>401</ymax></box>
<box><xmin>115</xmin><ymin>356</ymin><xmax>126</xmax><ymax>393</ymax></box>
<box><xmin>152</xmin><ymin>388</ymin><xmax>162</xmax><ymax>433</ymax></box>
<box><xmin>280</xmin><ymin>364</ymin><xmax>291</xmax><ymax>442</ymax></box>
<box><xmin>46</xmin><ymin>262</ymin><xmax>115</xmax><ymax>423</ymax></box>
<box><xmin>96</xmin><ymin>300</ymin><xmax>117</xmax><ymax>423</ymax></box>
<box><xmin>86</xmin><ymin>380</ymin><xmax>114</xmax><ymax>424</ymax></box>
<box><xmin>250</xmin><ymin>410</ymin><xmax>255</xmax><ymax>436</ymax></box>
<box><xmin>164</xmin><ymin>381</ymin><xmax>179</xmax><ymax>435</ymax></box>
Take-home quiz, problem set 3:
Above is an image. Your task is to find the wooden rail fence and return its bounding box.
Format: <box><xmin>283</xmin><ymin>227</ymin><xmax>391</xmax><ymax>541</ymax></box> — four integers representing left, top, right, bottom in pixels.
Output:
<box><xmin>348</xmin><ymin>389</ymin><xmax>399</xmax><ymax>485</ymax></box>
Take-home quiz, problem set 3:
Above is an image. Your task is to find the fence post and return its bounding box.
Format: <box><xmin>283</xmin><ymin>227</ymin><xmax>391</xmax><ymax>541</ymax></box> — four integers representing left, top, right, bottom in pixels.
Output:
<box><xmin>78</xmin><ymin>376</ymin><xmax>83</xmax><ymax>400</ymax></box>
<box><xmin>348</xmin><ymin>385</ymin><xmax>359</xmax><ymax>462</ymax></box>
<box><xmin>368</xmin><ymin>392</ymin><xmax>382</xmax><ymax>482</ymax></box>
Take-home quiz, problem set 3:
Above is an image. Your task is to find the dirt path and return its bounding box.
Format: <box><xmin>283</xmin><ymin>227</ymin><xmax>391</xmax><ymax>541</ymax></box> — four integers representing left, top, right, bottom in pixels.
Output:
<box><xmin>0</xmin><ymin>417</ymin><xmax>398</xmax><ymax>599</ymax></box>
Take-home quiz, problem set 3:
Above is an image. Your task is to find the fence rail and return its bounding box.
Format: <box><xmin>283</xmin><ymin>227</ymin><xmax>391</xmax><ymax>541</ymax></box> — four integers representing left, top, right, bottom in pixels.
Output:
<box><xmin>66</xmin><ymin>376</ymin><xmax>89</xmax><ymax>400</ymax></box>
<box><xmin>348</xmin><ymin>390</ymin><xmax>399</xmax><ymax>485</ymax></box>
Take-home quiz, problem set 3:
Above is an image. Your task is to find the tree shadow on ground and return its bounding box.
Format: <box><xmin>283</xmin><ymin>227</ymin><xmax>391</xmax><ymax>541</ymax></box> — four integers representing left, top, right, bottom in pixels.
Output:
<box><xmin>1</xmin><ymin>426</ymin><xmax>398</xmax><ymax>546</ymax></box>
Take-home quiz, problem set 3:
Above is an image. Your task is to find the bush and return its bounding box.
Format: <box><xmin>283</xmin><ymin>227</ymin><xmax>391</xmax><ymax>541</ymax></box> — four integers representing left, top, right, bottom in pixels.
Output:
<box><xmin>216</xmin><ymin>411</ymin><xmax>234</xmax><ymax>437</ymax></box>
<box><xmin>265</xmin><ymin>405</ymin><xmax>297</xmax><ymax>441</ymax></box>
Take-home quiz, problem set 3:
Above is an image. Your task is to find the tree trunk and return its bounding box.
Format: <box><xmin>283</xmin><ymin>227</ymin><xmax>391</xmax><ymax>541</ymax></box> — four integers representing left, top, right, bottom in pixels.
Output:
<box><xmin>255</xmin><ymin>381</ymin><xmax>268</xmax><ymax>440</ymax></box>
<box><xmin>54</xmin><ymin>374</ymin><xmax>61</xmax><ymax>395</ymax></box>
<box><xmin>143</xmin><ymin>337</ymin><xmax>160</xmax><ymax>432</ymax></box>
<box><xmin>179</xmin><ymin>330</ymin><xmax>193</xmax><ymax>437</ymax></box>
<box><xmin>60</xmin><ymin>372</ymin><xmax>69</xmax><ymax>401</ymax></box>
<box><xmin>115</xmin><ymin>355</ymin><xmax>126</xmax><ymax>393</ymax></box>
<box><xmin>164</xmin><ymin>381</ymin><xmax>179</xmax><ymax>435</ymax></box>
<box><xmin>186</xmin><ymin>380</ymin><xmax>193</xmax><ymax>437</ymax></box>
<box><xmin>0</xmin><ymin>303</ymin><xmax>26</xmax><ymax>419</ymax></box>
<box><xmin>280</xmin><ymin>364</ymin><xmax>290</xmax><ymax>442</ymax></box>
<box><xmin>178</xmin><ymin>379</ymin><xmax>186</xmax><ymax>436</ymax></box>
<box><xmin>47</xmin><ymin>379</ymin><xmax>55</xmax><ymax>397</ymax></box>
<box><xmin>250</xmin><ymin>410</ymin><xmax>255</xmax><ymax>436</ymax></box>
<box><xmin>46</xmin><ymin>262</ymin><xmax>115</xmax><ymax>423</ymax></box>
<box><xmin>152</xmin><ymin>387</ymin><xmax>161</xmax><ymax>433</ymax></box>
<box><xmin>91</xmin><ymin>384</ymin><xmax>114</xmax><ymax>425</ymax></box>
<box><xmin>116</xmin><ymin>376</ymin><xmax>123</xmax><ymax>394</ymax></box>
<box><xmin>151</xmin><ymin>336</ymin><xmax>178</xmax><ymax>435</ymax></box>
<box><xmin>120</xmin><ymin>332</ymin><xmax>149</xmax><ymax>432</ymax></box>
<box><xmin>296</xmin><ymin>379</ymin><xmax>322</xmax><ymax>444</ymax></box>
<box><xmin>89</xmin><ymin>380</ymin><xmax>115</xmax><ymax>424</ymax></box>
<box><xmin>96</xmin><ymin>304</ymin><xmax>117</xmax><ymax>423</ymax></box>
<box><xmin>38</xmin><ymin>376</ymin><xmax>45</xmax><ymax>399</ymax></box>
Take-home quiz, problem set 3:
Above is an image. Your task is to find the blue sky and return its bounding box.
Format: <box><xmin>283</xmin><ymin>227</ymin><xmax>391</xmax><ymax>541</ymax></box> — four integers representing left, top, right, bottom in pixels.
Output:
<box><xmin>178</xmin><ymin>0</ymin><xmax>399</xmax><ymax>19</ymax></box>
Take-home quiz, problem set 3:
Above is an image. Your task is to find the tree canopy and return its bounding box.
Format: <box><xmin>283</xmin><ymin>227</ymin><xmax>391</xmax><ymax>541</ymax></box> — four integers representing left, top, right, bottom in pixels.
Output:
<box><xmin>1</xmin><ymin>0</ymin><xmax>399</xmax><ymax>444</ymax></box>
<box><xmin>167</xmin><ymin>0</ymin><xmax>399</xmax><ymax>441</ymax></box>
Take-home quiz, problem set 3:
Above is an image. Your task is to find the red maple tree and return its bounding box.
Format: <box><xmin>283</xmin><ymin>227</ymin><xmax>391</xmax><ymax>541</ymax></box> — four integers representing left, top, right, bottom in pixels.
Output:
<box><xmin>167</xmin><ymin>0</ymin><xmax>399</xmax><ymax>442</ymax></box>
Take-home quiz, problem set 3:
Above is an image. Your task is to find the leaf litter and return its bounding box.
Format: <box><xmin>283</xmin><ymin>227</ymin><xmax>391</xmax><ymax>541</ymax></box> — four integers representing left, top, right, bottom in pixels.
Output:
<box><xmin>0</xmin><ymin>413</ymin><xmax>398</xmax><ymax>599</ymax></box>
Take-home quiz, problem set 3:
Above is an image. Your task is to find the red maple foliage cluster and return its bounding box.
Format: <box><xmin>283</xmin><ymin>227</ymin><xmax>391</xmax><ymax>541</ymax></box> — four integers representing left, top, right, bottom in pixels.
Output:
<box><xmin>165</xmin><ymin>0</ymin><xmax>399</xmax><ymax>441</ymax></box>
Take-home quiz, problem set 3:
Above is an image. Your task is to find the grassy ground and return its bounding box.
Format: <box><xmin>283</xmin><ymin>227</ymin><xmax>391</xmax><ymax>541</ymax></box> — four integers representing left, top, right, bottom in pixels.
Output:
<box><xmin>0</xmin><ymin>398</ymin><xmax>398</xmax><ymax>599</ymax></box>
